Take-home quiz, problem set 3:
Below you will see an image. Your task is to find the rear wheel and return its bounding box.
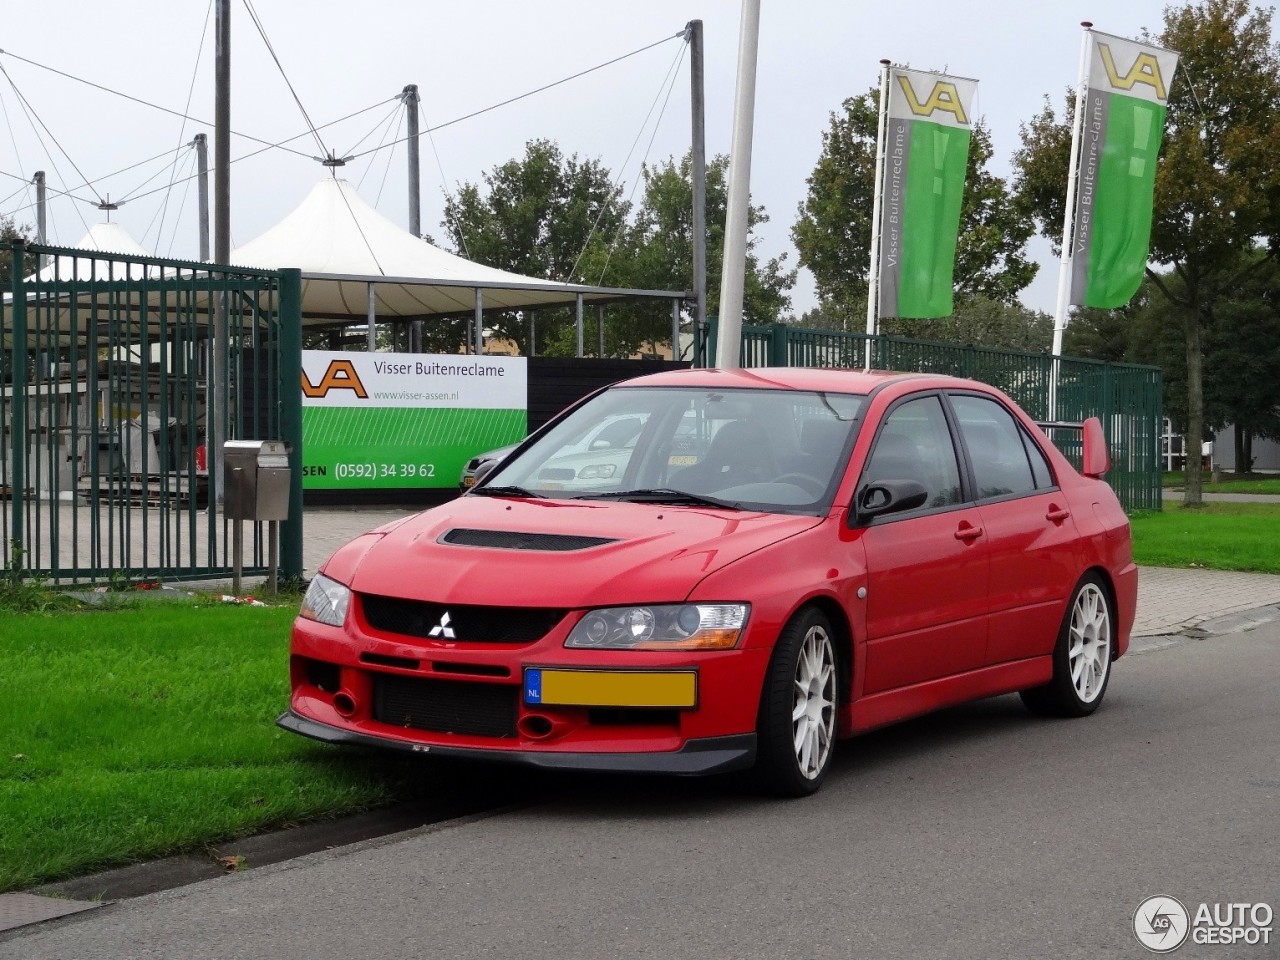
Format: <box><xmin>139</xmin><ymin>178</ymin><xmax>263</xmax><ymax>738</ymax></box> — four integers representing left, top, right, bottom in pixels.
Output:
<box><xmin>753</xmin><ymin>607</ymin><xmax>838</xmax><ymax>796</ymax></box>
<box><xmin>1021</xmin><ymin>573</ymin><xmax>1113</xmax><ymax>717</ymax></box>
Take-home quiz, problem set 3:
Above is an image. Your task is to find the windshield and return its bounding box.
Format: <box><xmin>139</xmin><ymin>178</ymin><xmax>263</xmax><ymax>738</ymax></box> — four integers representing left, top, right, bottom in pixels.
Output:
<box><xmin>482</xmin><ymin>386</ymin><xmax>865</xmax><ymax>513</ymax></box>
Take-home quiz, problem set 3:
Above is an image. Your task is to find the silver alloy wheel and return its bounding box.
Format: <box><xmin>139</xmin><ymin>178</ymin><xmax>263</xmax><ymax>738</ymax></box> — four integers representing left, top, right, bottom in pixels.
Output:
<box><xmin>1068</xmin><ymin>582</ymin><xmax>1112</xmax><ymax>703</ymax></box>
<box><xmin>792</xmin><ymin>623</ymin><xmax>836</xmax><ymax>779</ymax></box>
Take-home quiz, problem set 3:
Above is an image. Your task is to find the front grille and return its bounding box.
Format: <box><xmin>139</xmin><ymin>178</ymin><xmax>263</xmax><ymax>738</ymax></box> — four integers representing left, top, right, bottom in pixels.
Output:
<box><xmin>373</xmin><ymin>674</ymin><xmax>518</xmax><ymax>738</ymax></box>
<box><xmin>361</xmin><ymin>595</ymin><xmax>566</xmax><ymax>644</ymax></box>
<box><xmin>441</xmin><ymin>528</ymin><xmax>617</xmax><ymax>551</ymax></box>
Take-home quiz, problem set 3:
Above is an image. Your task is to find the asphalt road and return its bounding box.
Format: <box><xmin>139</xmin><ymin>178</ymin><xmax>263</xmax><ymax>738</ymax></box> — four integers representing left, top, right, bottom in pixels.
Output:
<box><xmin>4</xmin><ymin>624</ymin><xmax>1278</xmax><ymax>960</ymax></box>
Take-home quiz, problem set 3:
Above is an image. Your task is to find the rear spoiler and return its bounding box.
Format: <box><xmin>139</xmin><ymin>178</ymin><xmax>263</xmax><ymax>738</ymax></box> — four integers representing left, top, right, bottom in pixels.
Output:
<box><xmin>1035</xmin><ymin>418</ymin><xmax>1111</xmax><ymax>479</ymax></box>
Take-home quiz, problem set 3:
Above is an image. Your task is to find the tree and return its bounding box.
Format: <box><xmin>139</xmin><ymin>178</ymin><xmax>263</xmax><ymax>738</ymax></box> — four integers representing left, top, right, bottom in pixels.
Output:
<box><xmin>1013</xmin><ymin>1</ymin><xmax>1280</xmax><ymax>505</ymax></box>
<box><xmin>449</xmin><ymin>148</ymin><xmax>796</xmax><ymax>360</ymax></box>
<box><xmin>792</xmin><ymin>89</ymin><xmax>1037</xmax><ymax>319</ymax></box>
<box><xmin>441</xmin><ymin>139</ymin><xmax>629</xmax><ymax>355</ymax></box>
<box><xmin>883</xmin><ymin>297</ymin><xmax>1052</xmax><ymax>352</ymax></box>
<box><xmin>0</xmin><ymin>216</ymin><xmax>38</xmax><ymax>290</ymax></box>
<box><xmin>1208</xmin><ymin>256</ymin><xmax>1280</xmax><ymax>469</ymax></box>
<box><xmin>624</xmin><ymin>153</ymin><xmax>794</xmax><ymax>335</ymax></box>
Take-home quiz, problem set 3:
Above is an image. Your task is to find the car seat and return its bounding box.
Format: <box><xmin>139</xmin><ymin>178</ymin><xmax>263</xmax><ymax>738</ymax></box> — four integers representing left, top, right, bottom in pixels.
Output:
<box><xmin>670</xmin><ymin>420</ymin><xmax>778</xmax><ymax>493</ymax></box>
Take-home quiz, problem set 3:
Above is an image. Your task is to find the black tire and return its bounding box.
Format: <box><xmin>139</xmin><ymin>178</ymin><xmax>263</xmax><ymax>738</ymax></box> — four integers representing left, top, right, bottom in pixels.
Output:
<box><xmin>753</xmin><ymin>607</ymin><xmax>839</xmax><ymax>797</ymax></box>
<box><xmin>1021</xmin><ymin>572</ymin><xmax>1114</xmax><ymax>718</ymax></box>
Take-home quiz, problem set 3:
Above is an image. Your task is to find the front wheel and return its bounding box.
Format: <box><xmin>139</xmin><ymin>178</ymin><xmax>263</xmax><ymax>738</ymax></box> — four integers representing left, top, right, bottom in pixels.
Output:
<box><xmin>1021</xmin><ymin>573</ymin><xmax>1114</xmax><ymax>717</ymax></box>
<box><xmin>753</xmin><ymin>607</ymin><xmax>838</xmax><ymax>796</ymax></box>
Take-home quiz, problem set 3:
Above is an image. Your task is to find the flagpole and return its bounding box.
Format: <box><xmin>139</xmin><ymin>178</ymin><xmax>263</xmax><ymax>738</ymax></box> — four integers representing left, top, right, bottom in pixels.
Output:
<box><xmin>714</xmin><ymin>0</ymin><xmax>761</xmax><ymax>370</ymax></box>
<box><xmin>864</xmin><ymin>59</ymin><xmax>891</xmax><ymax>369</ymax></box>
<box><xmin>1050</xmin><ymin>22</ymin><xmax>1093</xmax><ymax>419</ymax></box>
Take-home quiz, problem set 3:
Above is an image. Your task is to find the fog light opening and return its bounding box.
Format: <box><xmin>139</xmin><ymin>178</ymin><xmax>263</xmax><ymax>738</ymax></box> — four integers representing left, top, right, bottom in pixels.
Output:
<box><xmin>519</xmin><ymin>714</ymin><xmax>555</xmax><ymax>739</ymax></box>
<box><xmin>332</xmin><ymin>690</ymin><xmax>358</xmax><ymax>718</ymax></box>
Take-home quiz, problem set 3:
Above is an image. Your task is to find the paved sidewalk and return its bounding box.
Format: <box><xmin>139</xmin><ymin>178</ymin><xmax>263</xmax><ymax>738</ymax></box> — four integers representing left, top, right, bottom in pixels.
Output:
<box><xmin>298</xmin><ymin>506</ymin><xmax>1280</xmax><ymax>640</ymax></box>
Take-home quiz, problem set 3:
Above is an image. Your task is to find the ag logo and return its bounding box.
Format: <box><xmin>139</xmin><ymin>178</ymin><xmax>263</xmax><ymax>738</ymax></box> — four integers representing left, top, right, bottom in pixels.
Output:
<box><xmin>1133</xmin><ymin>895</ymin><xmax>1190</xmax><ymax>953</ymax></box>
<box><xmin>301</xmin><ymin>360</ymin><xmax>368</xmax><ymax>399</ymax></box>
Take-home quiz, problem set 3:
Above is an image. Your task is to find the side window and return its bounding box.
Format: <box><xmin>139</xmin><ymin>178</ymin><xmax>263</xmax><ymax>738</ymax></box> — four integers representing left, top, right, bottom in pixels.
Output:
<box><xmin>949</xmin><ymin>395</ymin><xmax>1037</xmax><ymax>500</ymax></box>
<box><xmin>1021</xmin><ymin>427</ymin><xmax>1056</xmax><ymax>489</ymax></box>
<box><xmin>863</xmin><ymin>396</ymin><xmax>962</xmax><ymax>510</ymax></box>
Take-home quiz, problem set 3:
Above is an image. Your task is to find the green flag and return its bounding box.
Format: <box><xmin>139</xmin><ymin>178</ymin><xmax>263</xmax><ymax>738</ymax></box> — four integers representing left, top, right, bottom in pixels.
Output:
<box><xmin>878</xmin><ymin>67</ymin><xmax>977</xmax><ymax>319</ymax></box>
<box><xmin>1070</xmin><ymin>32</ymin><xmax>1179</xmax><ymax>308</ymax></box>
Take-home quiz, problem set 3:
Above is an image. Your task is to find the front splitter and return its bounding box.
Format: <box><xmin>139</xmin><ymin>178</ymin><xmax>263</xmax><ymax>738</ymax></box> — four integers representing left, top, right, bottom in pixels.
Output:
<box><xmin>277</xmin><ymin>710</ymin><xmax>756</xmax><ymax>776</ymax></box>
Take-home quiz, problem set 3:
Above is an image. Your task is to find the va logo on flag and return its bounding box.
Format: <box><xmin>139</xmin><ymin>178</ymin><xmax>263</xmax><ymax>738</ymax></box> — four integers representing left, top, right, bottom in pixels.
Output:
<box><xmin>1098</xmin><ymin>42</ymin><xmax>1170</xmax><ymax>100</ymax></box>
<box><xmin>895</xmin><ymin>75</ymin><xmax>969</xmax><ymax>124</ymax></box>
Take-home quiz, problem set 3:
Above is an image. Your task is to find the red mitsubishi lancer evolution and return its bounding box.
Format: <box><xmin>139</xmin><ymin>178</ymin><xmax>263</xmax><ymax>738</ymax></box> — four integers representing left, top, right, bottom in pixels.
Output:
<box><xmin>280</xmin><ymin>367</ymin><xmax>1136</xmax><ymax>796</ymax></box>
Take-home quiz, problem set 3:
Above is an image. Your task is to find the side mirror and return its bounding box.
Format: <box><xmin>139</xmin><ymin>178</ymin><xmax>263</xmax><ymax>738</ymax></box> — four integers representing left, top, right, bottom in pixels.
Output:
<box><xmin>1082</xmin><ymin>417</ymin><xmax>1111</xmax><ymax>478</ymax></box>
<box><xmin>851</xmin><ymin>479</ymin><xmax>929</xmax><ymax>523</ymax></box>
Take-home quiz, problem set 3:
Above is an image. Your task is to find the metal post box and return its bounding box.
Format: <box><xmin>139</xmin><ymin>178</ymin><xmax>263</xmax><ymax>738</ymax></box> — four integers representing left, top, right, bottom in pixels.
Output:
<box><xmin>223</xmin><ymin>440</ymin><xmax>292</xmax><ymax>521</ymax></box>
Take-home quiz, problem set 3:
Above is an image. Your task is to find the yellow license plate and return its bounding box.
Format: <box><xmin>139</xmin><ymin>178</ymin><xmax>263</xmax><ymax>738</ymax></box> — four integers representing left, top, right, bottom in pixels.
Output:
<box><xmin>668</xmin><ymin>455</ymin><xmax>698</xmax><ymax>466</ymax></box>
<box><xmin>524</xmin><ymin>669</ymin><xmax>696</xmax><ymax>708</ymax></box>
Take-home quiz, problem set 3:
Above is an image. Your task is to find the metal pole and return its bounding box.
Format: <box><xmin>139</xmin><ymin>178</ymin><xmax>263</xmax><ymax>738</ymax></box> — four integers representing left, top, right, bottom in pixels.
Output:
<box><xmin>597</xmin><ymin>304</ymin><xmax>605</xmax><ymax>357</ymax></box>
<box><xmin>474</xmin><ymin>288</ymin><xmax>484</xmax><ymax>355</ymax></box>
<box><xmin>528</xmin><ymin>310</ymin><xmax>536</xmax><ymax>357</ymax></box>
<box><xmin>231</xmin><ymin>471</ymin><xmax>243</xmax><ymax>595</ymax></box>
<box><xmin>671</xmin><ymin>300</ymin><xmax>681</xmax><ymax>359</ymax></box>
<box><xmin>403</xmin><ymin>84</ymin><xmax>424</xmax><ymax>353</ymax></box>
<box><xmin>688</xmin><ymin>20</ymin><xmax>708</xmax><ymax>367</ymax></box>
<box><xmin>212</xmin><ymin>0</ymin><xmax>231</xmax><ymax>505</ymax></box>
<box><xmin>575</xmin><ymin>294</ymin><xmax>585</xmax><ymax>358</ymax></box>
<box><xmin>714</xmin><ymin>0</ymin><xmax>761</xmax><ymax>370</ymax></box>
<box><xmin>366</xmin><ymin>283</ymin><xmax>377</xmax><ymax>351</ymax></box>
<box><xmin>194</xmin><ymin>134</ymin><xmax>210</xmax><ymax>262</ymax></box>
<box><xmin>9</xmin><ymin>241</ymin><xmax>27</xmax><ymax>553</ymax></box>
<box><xmin>33</xmin><ymin>172</ymin><xmax>47</xmax><ymax>271</ymax></box>
<box><xmin>864</xmin><ymin>60</ymin><xmax>891</xmax><ymax>369</ymax></box>
<box><xmin>1051</xmin><ymin>22</ymin><xmax>1093</xmax><ymax>420</ymax></box>
<box><xmin>278</xmin><ymin>268</ymin><xmax>304</xmax><ymax>581</ymax></box>
<box><xmin>268</xmin><ymin>521</ymin><xmax>278</xmax><ymax>595</ymax></box>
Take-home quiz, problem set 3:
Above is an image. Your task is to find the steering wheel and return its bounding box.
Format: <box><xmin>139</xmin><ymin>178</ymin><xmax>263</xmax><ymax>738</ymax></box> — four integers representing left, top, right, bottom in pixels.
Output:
<box><xmin>775</xmin><ymin>473</ymin><xmax>826</xmax><ymax>497</ymax></box>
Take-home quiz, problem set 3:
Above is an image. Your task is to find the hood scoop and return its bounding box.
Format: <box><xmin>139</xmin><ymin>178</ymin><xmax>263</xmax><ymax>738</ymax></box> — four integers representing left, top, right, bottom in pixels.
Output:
<box><xmin>440</xmin><ymin>528</ymin><xmax>618</xmax><ymax>551</ymax></box>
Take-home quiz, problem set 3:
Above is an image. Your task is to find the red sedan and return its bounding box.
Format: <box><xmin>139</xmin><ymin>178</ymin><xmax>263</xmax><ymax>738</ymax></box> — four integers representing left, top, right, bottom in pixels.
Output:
<box><xmin>279</xmin><ymin>367</ymin><xmax>1136</xmax><ymax>796</ymax></box>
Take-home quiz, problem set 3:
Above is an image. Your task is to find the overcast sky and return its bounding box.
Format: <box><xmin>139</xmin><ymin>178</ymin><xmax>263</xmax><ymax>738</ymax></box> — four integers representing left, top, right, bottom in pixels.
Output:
<box><xmin>2</xmin><ymin>0</ymin><xmax>1204</xmax><ymax>317</ymax></box>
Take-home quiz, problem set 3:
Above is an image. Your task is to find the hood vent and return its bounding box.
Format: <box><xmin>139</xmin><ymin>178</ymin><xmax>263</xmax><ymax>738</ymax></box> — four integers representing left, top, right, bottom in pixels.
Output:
<box><xmin>441</xmin><ymin>528</ymin><xmax>617</xmax><ymax>551</ymax></box>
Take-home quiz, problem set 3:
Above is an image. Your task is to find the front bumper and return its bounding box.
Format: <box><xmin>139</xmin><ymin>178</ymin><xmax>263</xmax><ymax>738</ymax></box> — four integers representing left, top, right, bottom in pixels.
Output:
<box><xmin>278</xmin><ymin>709</ymin><xmax>756</xmax><ymax>775</ymax></box>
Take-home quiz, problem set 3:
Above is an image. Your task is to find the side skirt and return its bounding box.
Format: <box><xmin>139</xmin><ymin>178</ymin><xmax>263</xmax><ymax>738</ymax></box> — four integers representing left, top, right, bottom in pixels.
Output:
<box><xmin>847</xmin><ymin>656</ymin><xmax>1053</xmax><ymax>734</ymax></box>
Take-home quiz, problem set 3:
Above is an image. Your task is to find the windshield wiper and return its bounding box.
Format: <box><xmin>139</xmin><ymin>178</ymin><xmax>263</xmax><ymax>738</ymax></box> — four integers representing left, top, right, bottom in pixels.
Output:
<box><xmin>574</xmin><ymin>488</ymin><xmax>743</xmax><ymax>509</ymax></box>
<box><xmin>470</xmin><ymin>485</ymin><xmax>545</xmax><ymax>499</ymax></box>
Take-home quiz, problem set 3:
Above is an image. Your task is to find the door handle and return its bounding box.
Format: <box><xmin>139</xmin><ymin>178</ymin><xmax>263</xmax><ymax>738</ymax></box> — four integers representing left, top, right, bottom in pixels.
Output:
<box><xmin>1045</xmin><ymin>506</ymin><xmax>1070</xmax><ymax>523</ymax></box>
<box><xmin>954</xmin><ymin>524</ymin><xmax>983</xmax><ymax>542</ymax></box>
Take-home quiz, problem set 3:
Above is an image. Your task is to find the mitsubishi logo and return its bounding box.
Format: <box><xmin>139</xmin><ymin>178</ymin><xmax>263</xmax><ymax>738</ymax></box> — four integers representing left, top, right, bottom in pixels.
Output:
<box><xmin>428</xmin><ymin>612</ymin><xmax>456</xmax><ymax>639</ymax></box>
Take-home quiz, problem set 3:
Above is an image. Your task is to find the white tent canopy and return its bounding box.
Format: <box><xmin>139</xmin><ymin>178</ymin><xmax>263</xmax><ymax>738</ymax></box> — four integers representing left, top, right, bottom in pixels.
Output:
<box><xmin>28</xmin><ymin>222</ymin><xmax>155</xmax><ymax>282</ymax></box>
<box><xmin>229</xmin><ymin>178</ymin><xmax>684</xmax><ymax>322</ymax></box>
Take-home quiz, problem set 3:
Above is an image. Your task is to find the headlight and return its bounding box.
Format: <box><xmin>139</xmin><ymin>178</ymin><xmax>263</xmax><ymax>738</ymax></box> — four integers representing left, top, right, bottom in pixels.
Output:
<box><xmin>565</xmin><ymin>603</ymin><xmax>749</xmax><ymax>650</ymax></box>
<box><xmin>299</xmin><ymin>573</ymin><xmax>351</xmax><ymax>627</ymax></box>
<box><xmin>577</xmin><ymin>463</ymin><xmax>616</xmax><ymax>479</ymax></box>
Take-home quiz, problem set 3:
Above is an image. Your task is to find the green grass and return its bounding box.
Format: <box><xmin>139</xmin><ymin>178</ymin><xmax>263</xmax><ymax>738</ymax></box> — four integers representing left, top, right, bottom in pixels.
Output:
<box><xmin>0</xmin><ymin>601</ymin><xmax>434</xmax><ymax>892</ymax></box>
<box><xmin>1161</xmin><ymin>471</ymin><xmax>1280</xmax><ymax>495</ymax></box>
<box><xmin>1131</xmin><ymin>502</ymin><xmax>1280</xmax><ymax>574</ymax></box>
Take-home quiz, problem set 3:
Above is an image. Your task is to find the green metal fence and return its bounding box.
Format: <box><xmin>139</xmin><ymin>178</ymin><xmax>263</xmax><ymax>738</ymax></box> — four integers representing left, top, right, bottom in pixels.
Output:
<box><xmin>2</xmin><ymin>241</ymin><xmax>304</xmax><ymax>582</ymax></box>
<box><xmin>708</xmin><ymin>321</ymin><xmax>1162</xmax><ymax>512</ymax></box>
